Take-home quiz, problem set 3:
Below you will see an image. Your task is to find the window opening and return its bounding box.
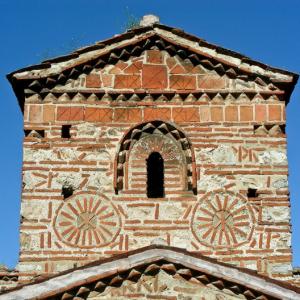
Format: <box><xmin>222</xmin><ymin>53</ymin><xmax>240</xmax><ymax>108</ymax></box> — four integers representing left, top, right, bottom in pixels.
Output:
<box><xmin>62</xmin><ymin>125</ymin><xmax>71</xmax><ymax>138</ymax></box>
<box><xmin>247</xmin><ymin>188</ymin><xmax>258</xmax><ymax>198</ymax></box>
<box><xmin>62</xmin><ymin>185</ymin><xmax>74</xmax><ymax>199</ymax></box>
<box><xmin>147</xmin><ymin>152</ymin><xmax>164</xmax><ymax>198</ymax></box>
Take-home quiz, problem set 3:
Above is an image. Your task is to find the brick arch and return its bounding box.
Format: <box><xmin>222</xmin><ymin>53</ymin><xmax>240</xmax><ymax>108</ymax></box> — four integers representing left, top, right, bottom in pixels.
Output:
<box><xmin>114</xmin><ymin>120</ymin><xmax>197</xmax><ymax>195</ymax></box>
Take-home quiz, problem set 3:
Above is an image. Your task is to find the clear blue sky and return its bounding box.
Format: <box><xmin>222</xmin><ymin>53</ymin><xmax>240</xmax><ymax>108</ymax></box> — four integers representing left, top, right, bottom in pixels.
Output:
<box><xmin>0</xmin><ymin>0</ymin><xmax>300</xmax><ymax>269</ymax></box>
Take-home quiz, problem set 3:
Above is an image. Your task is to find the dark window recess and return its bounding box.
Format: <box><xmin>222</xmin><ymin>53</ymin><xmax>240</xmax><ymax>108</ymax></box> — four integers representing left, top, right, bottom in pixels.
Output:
<box><xmin>24</xmin><ymin>130</ymin><xmax>45</xmax><ymax>138</ymax></box>
<box><xmin>62</xmin><ymin>186</ymin><xmax>73</xmax><ymax>199</ymax></box>
<box><xmin>247</xmin><ymin>188</ymin><xmax>258</xmax><ymax>198</ymax></box>
<box><xmin>62</xmin><ymin>125</ymin><xmax>71</xmax><ymax>138</ymax></box>
<box><xmin>147</xmin><ymin>152</ymin><xmax>164</xmax><ymax>198</ymax></box>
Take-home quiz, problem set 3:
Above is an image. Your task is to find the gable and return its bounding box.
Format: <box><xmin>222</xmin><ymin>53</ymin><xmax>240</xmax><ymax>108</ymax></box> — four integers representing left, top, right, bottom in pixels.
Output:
<box><xmin>54</xmin><ymin>46</ymin><xmax>277</xmax><ymax>95</ymax></box>
<box><xmin>1</xmin><ymin>246</ymin><xmax>299</xmax><ymax>299</ymax></box>
<box><xmin>8</xmin><ymin>25</ymin><xmax>298</xmax><ymax>109</ymax></box>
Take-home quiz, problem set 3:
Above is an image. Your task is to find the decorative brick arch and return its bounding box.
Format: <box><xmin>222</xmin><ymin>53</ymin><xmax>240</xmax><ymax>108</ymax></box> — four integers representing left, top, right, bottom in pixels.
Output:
<box><xmin>114</xmin><ymin>120</ymin><xmax>197</xmax><ymax>195</ymax></box>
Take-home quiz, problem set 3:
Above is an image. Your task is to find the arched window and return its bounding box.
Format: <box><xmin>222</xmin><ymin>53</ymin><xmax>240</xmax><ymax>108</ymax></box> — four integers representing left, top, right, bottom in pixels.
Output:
<box><xmin>147</xmin><ymin>152</ymin><xmax>164</xmax><ymax>198</ymax></box>
<box><xmin>114</xmin><ymin>121</ymin><xmax>197</xmax><ymax>195</ymax></box>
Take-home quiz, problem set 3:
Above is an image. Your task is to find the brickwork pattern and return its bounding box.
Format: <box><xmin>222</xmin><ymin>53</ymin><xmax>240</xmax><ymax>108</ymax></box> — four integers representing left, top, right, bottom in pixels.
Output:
<box><xmin>17</xmin><ymin>45</ymin><xmax>293</xmax><ymax>285</ymax></box>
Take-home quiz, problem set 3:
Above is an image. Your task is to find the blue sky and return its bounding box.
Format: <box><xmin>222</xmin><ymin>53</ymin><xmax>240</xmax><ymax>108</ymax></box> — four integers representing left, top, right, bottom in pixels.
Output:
<box><xmin>0</xmin><ymin>0</ymin><xmax>300</xmax><ymax>268</ymax></box>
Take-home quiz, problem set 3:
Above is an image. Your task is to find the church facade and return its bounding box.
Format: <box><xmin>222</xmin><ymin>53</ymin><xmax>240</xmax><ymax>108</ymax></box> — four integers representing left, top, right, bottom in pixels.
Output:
<box><xmin>2</xmin><ymin>16</ymin><xmax>300</xmax><ymax>299</ymax></box>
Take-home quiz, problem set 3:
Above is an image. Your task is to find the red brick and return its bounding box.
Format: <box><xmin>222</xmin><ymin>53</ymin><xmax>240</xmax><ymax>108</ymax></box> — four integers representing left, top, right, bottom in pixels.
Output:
<box><xmin>211</xmin><ymin>106</ymin><xmax>224</xmax><ymax>122</ymax></box>
<box><xmin>70</xmin><ymin>107</ymin><xmax>84</xmax><ymax>121</ymax></box>
<box><xmin>144</xmin><ymin>108</ymin><xmax>171</xmax><ymax>121</ymax></box>
<box><xmin>86</xmin><ymin>74</ymin><xmax>101</xmax><ymax>88</ymax></box>
<box><xmin>43</xmin><ymin>105</ymin><xmax>55</xmax><ymax>122</ymax></box>
<box><xmin>114</xmin><ymin>108</ymin><xmax>142</xmax><ymax>123</ymax></box>
<box><xmin>109</xmin><ymin>66</ymin><xmax>122</xmax><ymax>74</ymax></box>
<box><xmin>85</xmin><ymin>108</ymin><xmax>112</xmax><ymax>122</ymax></box>
<box><xmin>29</xmin><ymin>105</ymin><xmax>43</xmax><ymax>123</ymax></box>
<box><xmin>269</xmin><ymin>105</ymin><xmax>281</xmax><ymax>121</ymax></box>
<box><xmin>114</xmin><ymin>75</ymin><xmax>141</xmax><ymax>89</ymax></box>
<box><xmin>199</xmin><ymin>106</ymin><xmax>210</xmax><ymax>122</ymax></box>
<box><xmin>142</xmin><ymin>64</ymin><xmax>167</xmax><ymax>89</ymax></box>
<box><xmin>115</xmin><ymin>60</ymin><xmax>128</xmax><ymax>70</ymax></box>
<box><xmin>24</xmin><ymin>104</ymin><xmax>29</xmax><ymax>122</ymax></box>
<box><xmin>198</xmin><ymin>75</ymin><xmax>226</xmax><ymax>89</ymax></box>
<box><xmin>101</xmin><ymin>74</ymin><xmax>113</xmax><ymax>87</ymax></box>
<box><xmin>124</xmin><ymin>63</ymin><xmax>141</xmax><ymax>74</ymax></box>
<box><xmin>240</xmin><ymin>105</ymin><xmax>253</xmax><ymax>122</ymax></box>
<box><xmin>282</xmin><ymin>106</ymin><xmax>286</xmax><ymax>121</ymax></box>
<box><xmin>166</xmin><ymin>57</ymin><xmax>177</xmax><ymax>70</ymax></box>
<box><xmin>170</xmin><ymin>75</ymin><xmax>196</xmax><ymax>90</ymax></box>
<box><xmin>57</xmin><ymin>106</ymin><xmax>84</xmax><ymax>121</ymax></box>
<box><xmin>146</xmin><ymin>50</ymin><xmax>163</xmax><ymax>64</ymax></box>
<box><xmin>225</xmin><ymin>106</ymin><xmax>238</xmax><ymax>122</ymax></box>
<box><xmin>172</xmin><ymin>107</ymin><xmax>199</xmax><ymax>122</ymax></box>
<box><xmin>170</xmin><ymin>64</ymin><xmax>187</xmax><ymax>74</ymax></box>
<box><xmin>255</xmin><ymin>104</ymin><xmax>267</xmax><ymax>122</ymax></box>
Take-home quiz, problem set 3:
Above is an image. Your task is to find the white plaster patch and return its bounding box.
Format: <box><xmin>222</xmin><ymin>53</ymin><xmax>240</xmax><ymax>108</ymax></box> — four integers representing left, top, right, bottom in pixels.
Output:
<box><xmin>21</xmin><ymin>201</ymin><xmax>48</xmax><ymax>220</ymax></box>
<box><xmin>258</xmin><ymin>150</ymin><xmax>287</xmax><ymax>165</ymax></box>
<box><xmin>211</xmin><ymin>145</ymin><xmax>236</xmax><ymax>164</ymax></box>
<box><xmin>272</xmin><ymin>177</ymin><xmax>288</xmax><ymax>189</ymax></box>
<box><xmin>58</xmin><ymin>148</ymin><xmax>79</xmax><ymax>161</ymax></box>
<box><xmin>53</xmin><ymin>173</ymin><xmax>82</xmax><ymax>190</ymax></box>
<box><xmin>262</xmin><ymin>206</ymin><xmax>290</xmax><ymax>222</ymax></box>
<box><xmin>76</xmin><ymin>123</ymin><xmax>98</xmax><ymax>138</ymax></box>
<box><xmin>197</xmin><ymin>174</ymin><xmax>229</xmax><ymax>191</ymax></box>
<box><xmin>23</xmin><ymin>148</ymin><xmax>53</xmax><ymax>161</ymax></box>
<box><xmin>87</xmin><ymin>172</ymin><xmax>111</xmax><ymax>190</ymax></box>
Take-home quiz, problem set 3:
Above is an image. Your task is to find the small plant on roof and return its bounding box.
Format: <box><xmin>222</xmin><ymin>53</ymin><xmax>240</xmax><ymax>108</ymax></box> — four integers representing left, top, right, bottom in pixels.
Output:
<box><xmin>123</xmin><ymin>7</ymin><xmax>140</xmax><ymax>31</ymax></box>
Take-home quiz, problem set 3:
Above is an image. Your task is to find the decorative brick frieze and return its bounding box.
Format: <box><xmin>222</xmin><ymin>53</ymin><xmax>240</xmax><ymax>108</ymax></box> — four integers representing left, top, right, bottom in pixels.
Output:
<box><xmin>7</xmin><ymin>25</ymin><xmax>298</xmax><ymax>288</ymax></box>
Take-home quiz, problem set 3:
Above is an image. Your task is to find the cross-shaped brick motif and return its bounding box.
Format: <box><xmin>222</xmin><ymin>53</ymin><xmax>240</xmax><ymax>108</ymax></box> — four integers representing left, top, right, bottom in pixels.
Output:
<box><xmin>142</xmin><ymin>64</ymin><xmax>167</xmax><ymax>89</ymax></box>
<box><xmin>170</xmin><ymin>75</ymin><xmax>196</xmax><ymax>90</ymax></box>
<box><xmin>173</xmin><ymin>107</ymin><xmax>199</xmax><ymax>122</ymax></box>
<box><xmin>57</xmin><ymin>107</ymin><xmax>84</xmax><ymax>121</ymax></box>
<box><xmin>114</xmin><ymin>75</ymin><xmax>141</xmax><ymax>89</ymax></box>
<box><xmin>85</xmin><ymin>108</ymin><xmax>112</xmax><ymax>122</ymax></box>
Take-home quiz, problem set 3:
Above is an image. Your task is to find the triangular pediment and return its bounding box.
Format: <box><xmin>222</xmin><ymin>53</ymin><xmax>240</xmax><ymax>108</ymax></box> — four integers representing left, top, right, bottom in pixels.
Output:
<box><xmin>1</xmin><ymin>246</ymin><xmax>299</xmax><ymax>299</ymax></box>
<box><xmin>8</xmin><ymin>24</ymin><xmax>298</xmax><ymax>108</ymax></box>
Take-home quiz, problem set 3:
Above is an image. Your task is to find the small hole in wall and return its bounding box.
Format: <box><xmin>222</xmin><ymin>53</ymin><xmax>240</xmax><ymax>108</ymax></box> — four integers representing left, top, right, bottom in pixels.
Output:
<box><xmin>247</xmin><ymin>188</ymin><xmax>258</xmax><ymax>198</ymax></box>
<box><xmin>62</xmin><ymin>125</ymin><xmax>71</xmax><ymax>138</ymax></box>
<box><xmin>62</xmin><ymin>186</ymin><xmax>73</xmax><ymax>199</ymax></box>
<box><xmin>280</xmin><ymin>125</ymin><xmax>286</xmax><ymax>134</ymax></box>
<box><xmin>24</xmin><ymin>130</ymin><xmax>45</xmax><ymax>138</ymax></box>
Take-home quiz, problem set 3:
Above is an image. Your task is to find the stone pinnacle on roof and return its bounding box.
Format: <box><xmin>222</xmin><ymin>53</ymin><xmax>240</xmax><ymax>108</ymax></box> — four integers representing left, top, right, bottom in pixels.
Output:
<box><xmin>139</xmin><ymin>14</ymin><xmax>160</xmax><ymax>27</ymax></box>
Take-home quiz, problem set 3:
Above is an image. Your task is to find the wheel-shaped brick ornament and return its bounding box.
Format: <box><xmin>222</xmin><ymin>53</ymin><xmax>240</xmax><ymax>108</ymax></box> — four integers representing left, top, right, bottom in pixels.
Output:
<box><xmin>54</xmin><ymin>192</ymin><xmax>121</xmax><ymax>248</ymax></box>
<box><xmin>191</xmin><ymin>191</ymin><xmax>255</xmax><ymax>249</ymax></box>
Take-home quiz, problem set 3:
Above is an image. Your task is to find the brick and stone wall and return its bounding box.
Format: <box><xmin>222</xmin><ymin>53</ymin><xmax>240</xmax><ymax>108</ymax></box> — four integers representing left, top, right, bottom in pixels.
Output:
<box><xmin>14</xmin><ymin>42</ymin><xmax>293</xmax><ymax>284</ymax></box>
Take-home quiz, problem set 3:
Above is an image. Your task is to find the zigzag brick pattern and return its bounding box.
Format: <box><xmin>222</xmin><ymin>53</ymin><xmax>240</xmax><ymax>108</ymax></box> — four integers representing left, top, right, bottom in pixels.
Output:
<box><xmin>14</xmin><ymin>32</ymin><xmax>294</xmax><ymax>287</ymax></box>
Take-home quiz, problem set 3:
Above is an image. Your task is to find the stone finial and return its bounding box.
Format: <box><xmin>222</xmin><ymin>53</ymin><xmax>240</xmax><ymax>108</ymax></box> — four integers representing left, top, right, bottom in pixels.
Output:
<box><xmin>139</xmin><ymin>14</ymin><xmax>160</xmax><ymax>27</ymax></box>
